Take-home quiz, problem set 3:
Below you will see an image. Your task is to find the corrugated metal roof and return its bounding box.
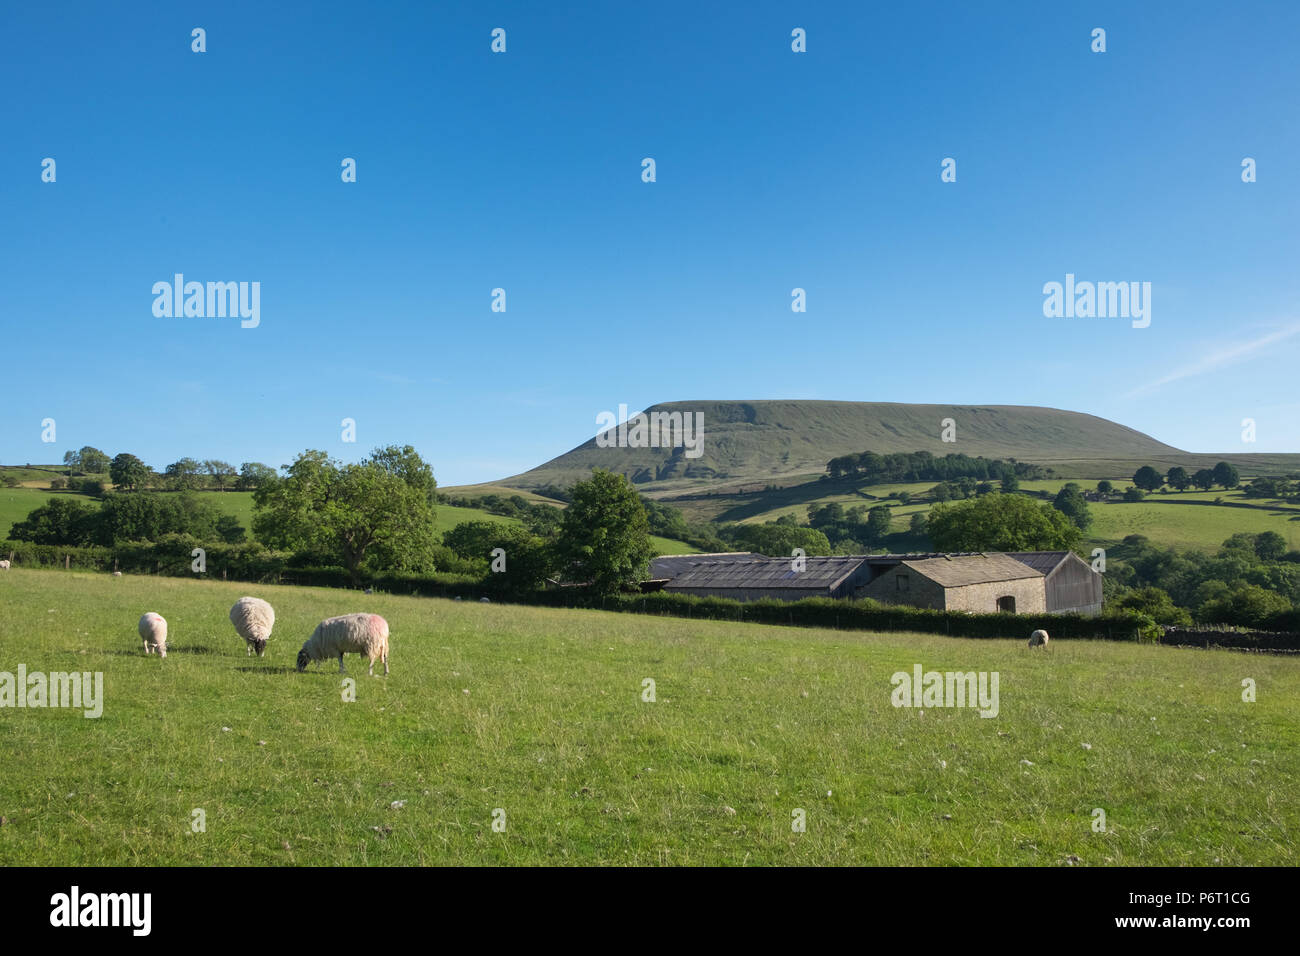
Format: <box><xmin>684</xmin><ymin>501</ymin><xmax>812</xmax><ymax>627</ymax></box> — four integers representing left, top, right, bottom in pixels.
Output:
<box><xmin>667</xmin><ymin>556</ymin><xmax>869</xmax><ymax>590</ymax></box>
<box><xmin>649</xmin><ymin>552</ymin><xmax>765</xmax><ymax>581</ymax></box>
<box><xmin>1005</xmin><ymin>551</ymin><xmax>1071</xmax><ymax>574</ymax></box>
<box><xmin>901</xmin><ymin>553</ymin><xmax>1044</xmax><ymax>587</ymax></box>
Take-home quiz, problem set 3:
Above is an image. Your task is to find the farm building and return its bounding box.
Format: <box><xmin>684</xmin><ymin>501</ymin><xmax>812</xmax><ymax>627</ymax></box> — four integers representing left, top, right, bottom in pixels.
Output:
<box><xmin>856</xmin><ymin>553</ymin><xmax>1046</xmax><ymax>614</ymax></box>
<box><xmin>664</xmin><ymin>555</ymin><xmax>878</xmax><ymax>602</ymax></box>
<box><xmin>647</xmin><ymin>552</ymin><xmax>765</xmax><ymax>587</ymax></box>
<box><xmin>1006</xmin><ymin>551</ymin><xmax>1103</xmax><ymax>615</ymax></box>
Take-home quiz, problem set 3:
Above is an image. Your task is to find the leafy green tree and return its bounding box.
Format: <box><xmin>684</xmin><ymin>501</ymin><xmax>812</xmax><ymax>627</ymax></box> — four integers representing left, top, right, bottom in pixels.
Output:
<box><xmin>204</xmin><ymin>460</ymin><xmax>237</xmax><ymax>491</ymax></box>
<box><xmin>109</xmin><ymin>453</ymin><xmax>151</xmax><ymax>491</ymax></box>
<box><xmin>164</xmin><ymin>458</ymin><xmax>204</xmax><ymax>491</ymax></box>
<box><xmin>1166</xmin><ymin>466</ymin><xmax>1190</xmax><ymax>491</ymax></box>
<box><xmin>1096</xmin><ymin>480</ymin><xmax>1113</xmax><ymax>495</ymax></box>
<box><xmin>730</xmin><ymin>523</ymin><xmax>832</xmax><ymax>557</ymax></box>
<box><xmin>927</xmin><ymin>493</ymin><xmax>1082</xmax><ymax>552</ymax></box>
<box><xmin>1132</xmin><ymin>466</ymin><xmax>1163</xmax><ymax>492</ymax></box>
<box><xmin>78</xmin><ymin>447</ymin><xmax>110</xmax><ymax>474</ymax></box>
<box><xmin>1201</xmin><ymin>585</ymin><xmax>1291</xmax><ymax>627</ymax></box>
<box><xmin>63</xmin><ymin>449</ymin><xmax>79</xmax><ymax>475</ymax></box>
<box><xmin>253</xmin><ymin>448</ymin><xmax>439</xmax><ymax>584</ymax></box>
<box><xmin>96</xmin><ymin>492</ymin><xmax>222</xmax><ymax>544</ymax></box>
<box><xmin>1191</xmin><ymin>468</ymin><xmax>1216</xmax><ymax>491</ymax></box>
<box><xmin>444</xmin><ymin>521</ymin><xmax>553</xmax><ymax>594</ymax></box>
<box><xmin>215</xmin><ymin>514</ymin><xmax>246</xmax><ymax>544</ymax></box>
<box><xmin>1052</xmin><ymin>482</ymin><xmax>1092</xmax><ymax>531</ymax></box>
<box><xmin>1212</xmin><ymin>461</ymin><xmax>1240</xmax><ymax>489</ymax></box>
<box><xmin>909</xmin><ymin>512</ymin><xmax>928</xmax><ymax>535</ymax></box>
<box><xmin>8</xmin><ymin>498</ymin><xmax>99</xmax><ymax>545</ymax></box>
<box><xmin>1255</xmin><ymin>531</ymin><xmax>1288</xmax><ymax>562</ymax></box>
<box><xmin>1123</xmin><ymin>487</ymin><xmax>1145</xmax><ymax>502</ymax></box>
<box><xmin>1115</xmin><ymin>587</ymin><xmax>1192</xmax><ymax>625</ymax></box>
<box><xmin>553</xmin><ymin>469</ymin><xmax>654</xmax><ymax>594</ymax></box>
<box><xmin>237</xmin><ymin>462</ymin><xmax>277</xmax><ymax>490</ymax></box>
<box><xmin>1000</xmin><ymin>475</ymin><xmax>1020</xmax><ymax>493</ymax></box>
<box><xmin>866</xmin><ymin>505</ymin><xmax>893</xmax><ymax>545</ymax></box>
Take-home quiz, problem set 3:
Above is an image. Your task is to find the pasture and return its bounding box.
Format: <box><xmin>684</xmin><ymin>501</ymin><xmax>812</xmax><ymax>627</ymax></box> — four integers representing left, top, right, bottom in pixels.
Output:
<box><xmin>0</xmin><ymin>568</ymin><xmax>1295</xmax><ymax>866</ymax></box>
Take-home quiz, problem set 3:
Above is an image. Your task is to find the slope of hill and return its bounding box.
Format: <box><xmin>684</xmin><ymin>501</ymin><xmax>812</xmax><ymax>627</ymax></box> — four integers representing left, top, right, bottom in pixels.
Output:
<box><xmin>502</xmin><ymin>400</ymin><xmax>1190</xmax><ymax>492</ymax></box>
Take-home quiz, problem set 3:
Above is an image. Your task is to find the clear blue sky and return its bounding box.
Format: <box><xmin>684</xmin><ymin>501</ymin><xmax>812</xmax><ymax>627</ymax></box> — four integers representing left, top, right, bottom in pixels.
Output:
<box><xmin>3</xmin><ymin>1</ymin><xmax>1297</xmax><ymax>486</ymax></box>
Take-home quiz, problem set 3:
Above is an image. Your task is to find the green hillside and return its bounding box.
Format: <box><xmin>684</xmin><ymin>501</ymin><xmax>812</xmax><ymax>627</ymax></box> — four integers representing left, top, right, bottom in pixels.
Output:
<box><xmin>503</xmin><ymin>400</ymin><xmax>1298</xmax><ymax>493</ymax></box>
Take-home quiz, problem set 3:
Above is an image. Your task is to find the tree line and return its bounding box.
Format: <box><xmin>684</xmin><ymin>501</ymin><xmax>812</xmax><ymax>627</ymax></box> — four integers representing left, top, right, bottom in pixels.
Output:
<box><xmin>825</xmin><ymin>449</ymin><xmax>1048</xmax><ymax>483</ymax></box>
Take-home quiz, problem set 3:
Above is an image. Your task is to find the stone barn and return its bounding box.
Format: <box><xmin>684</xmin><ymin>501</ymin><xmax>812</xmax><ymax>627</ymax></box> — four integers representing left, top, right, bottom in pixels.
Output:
<box><xmin>1006</xmin><ymin>551</ymin><xmax>1103</xmax><ymax>615</ymax></box>
<box><xmin>665</xmin><ymin>555</ymin><xmax>877</xmax><ymax>602</ymax></box>
<box><xmin>858</xmin><ymin>553</ymin><xmax>1046</xmax><ymax>614</ymax></box>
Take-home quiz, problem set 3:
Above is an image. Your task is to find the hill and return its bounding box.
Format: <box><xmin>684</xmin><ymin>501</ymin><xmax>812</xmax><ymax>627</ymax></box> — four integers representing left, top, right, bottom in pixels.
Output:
<box><xmin>501</xmin><ymin>400</ymin><xmax>1203</xmax><ymax>493</ymax></box>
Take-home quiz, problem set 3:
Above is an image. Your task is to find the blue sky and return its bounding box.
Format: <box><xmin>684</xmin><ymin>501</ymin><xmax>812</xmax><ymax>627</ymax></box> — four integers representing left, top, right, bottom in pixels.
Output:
<box><xmin>3</xmin><ymin>1</ymin><xmax>1297</xmax><ymax>486</ymax></box>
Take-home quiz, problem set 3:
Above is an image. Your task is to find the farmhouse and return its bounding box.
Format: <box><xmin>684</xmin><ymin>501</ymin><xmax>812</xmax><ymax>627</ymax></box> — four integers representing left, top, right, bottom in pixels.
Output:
<box><xmin>1005</xmin><ymin>551</ymin><xmax>1103</xmax><ymax>615</ymax></box>
<box><xmin>654</xmin><ymin>550</ymin><xmax>1099</xmax><ymax>615</ymax></box>
<box><xmin>857</xmin><ymin>553</ymin><xmax>1046</xmax><ymax>614</ymax></box>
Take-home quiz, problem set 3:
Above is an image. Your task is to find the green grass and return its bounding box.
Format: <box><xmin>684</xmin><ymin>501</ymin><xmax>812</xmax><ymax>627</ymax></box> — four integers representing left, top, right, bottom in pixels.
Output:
<box><xmin>1</xmin><ymin>568</ymin><xmax>1295</xmax><ymax>865</ymax></box>
<box><xmin>0</xmin><ymin>487</ymin><xmax>65</xmax><ymax>538</ymax></box>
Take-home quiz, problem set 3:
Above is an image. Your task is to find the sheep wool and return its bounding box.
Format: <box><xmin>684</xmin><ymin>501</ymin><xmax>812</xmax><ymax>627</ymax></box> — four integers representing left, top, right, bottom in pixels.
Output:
<box><xmin>138</xmin><ymin>612</ymin><xmax>167</xmax><ymax>658</ymax></box>
<box><xmin>1028</xmin><ymin>629</ymin><xmax>1050</xmax><ymax>649</ymax></box>
<box><xmin>229</xmin><ymin>596</ymin><xmax>275</xmax><ymax>657</ymax></box>
<box><xmin>297</xmin><ymin>613</ymin><xmax>389</xmax><ymax>676</ymax></box>
<box><xmin>0</xmin><ymin>560</ymin><xmax>10</xmax><ymax>570</ymax></box>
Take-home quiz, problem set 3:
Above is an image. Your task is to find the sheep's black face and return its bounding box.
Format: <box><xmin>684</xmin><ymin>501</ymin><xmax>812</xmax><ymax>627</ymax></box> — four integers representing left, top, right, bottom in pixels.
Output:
<box><xmin>254</xmin><ymin>638</ymin><xmax>267</xmax><ymax>657</ymax></box>
<box><xmin>296</xmin><ymin>650</ymin><xmax>309</xmax><ymax>672</ymax></box>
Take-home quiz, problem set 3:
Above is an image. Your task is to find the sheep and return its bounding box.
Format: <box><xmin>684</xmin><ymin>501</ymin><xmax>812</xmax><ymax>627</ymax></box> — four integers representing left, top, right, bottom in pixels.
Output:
<box><xmin>111</xmin><ymin>570</ymin><xmax>122</xmax><ymax>577</ymax></box>
<box><xmin>229</xmin><ymin>596</ymin><xmax>275</xmax><ymax>657</ymax></box>
<box><xmin>0</xmin><ymin>560</ymin><xmax>10</xmax><ymax>570</ymax></box>
<box><xmin>138</xmin><ymin>612</ymin><xmax>167</xmax><ymax>658</ymax></box>
<box><xmin>1028</xmin><ymin>629</ymin><xmax>1050</xmax><ymax>649</ymax></box>
<box><xmin>297</xmin><ymin>613</ymin><xmax>389</xmax><ymax>676</ymax></box>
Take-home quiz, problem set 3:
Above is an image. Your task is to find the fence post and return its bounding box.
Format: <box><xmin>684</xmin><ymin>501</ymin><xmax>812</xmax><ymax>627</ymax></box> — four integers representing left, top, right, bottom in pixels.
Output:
<box><xmin>65</xmin><ymin>554</ymin><xmax>70</xmax><ymax>570</ymax></box>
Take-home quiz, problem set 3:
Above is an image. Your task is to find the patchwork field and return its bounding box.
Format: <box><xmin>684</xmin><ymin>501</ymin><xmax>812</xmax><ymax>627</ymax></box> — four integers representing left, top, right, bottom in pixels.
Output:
<box><xmin>1</xmin><ymin>569</ymin><xmax>1295</xmax><ymax>866</ymax></box>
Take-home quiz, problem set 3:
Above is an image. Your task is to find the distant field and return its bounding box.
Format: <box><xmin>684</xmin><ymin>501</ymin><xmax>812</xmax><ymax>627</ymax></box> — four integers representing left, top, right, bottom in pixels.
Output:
<box><xmin>1</xmin><ymin>568</ymin><xmax>1294</xmax><ymax>865</ymax></box>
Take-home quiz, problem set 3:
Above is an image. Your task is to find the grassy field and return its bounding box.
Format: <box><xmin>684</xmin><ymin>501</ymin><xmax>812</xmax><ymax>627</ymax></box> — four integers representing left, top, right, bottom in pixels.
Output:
<box><xmin>0</xmin><ymin>568</ymin><xmax>1295</xmax><ymax>866</ymax></box>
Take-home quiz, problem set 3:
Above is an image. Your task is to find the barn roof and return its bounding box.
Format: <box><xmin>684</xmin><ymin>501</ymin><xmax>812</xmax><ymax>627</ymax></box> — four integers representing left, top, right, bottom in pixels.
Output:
<box><xmin>667</xmin><ymin>555</ymin><xmax>870</xmax><ymax>591</ymax></box>
<box><xmin>649</xmin><ymin>552</ymin><xmax>765</xmax><ymax>581</ymax></box>
<box><xmin>900</xmin><ymin>553</ymin><xmax>1044</xmax><ymax>588</ymax></box>
<box><xmin>1005</xmin><ymin>551</ymin><xmax>1073</xmax><ymax>574</ymax></box>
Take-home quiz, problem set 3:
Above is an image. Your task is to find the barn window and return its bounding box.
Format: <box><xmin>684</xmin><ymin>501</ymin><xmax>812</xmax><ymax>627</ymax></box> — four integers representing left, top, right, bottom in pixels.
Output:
<box><xmin>897</xmin><ymin>574</ymin><xmax>910</xmax><ymax>592</ymax></box>
<box><xmin>996</xmin><ymin>595</ymin><xmax>1016</xmax><ymax>613</ymax></box>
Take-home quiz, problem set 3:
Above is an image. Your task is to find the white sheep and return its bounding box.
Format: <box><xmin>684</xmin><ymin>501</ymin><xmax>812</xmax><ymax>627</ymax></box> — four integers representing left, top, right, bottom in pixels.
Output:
<box><xmin>229</xmin><ymin>596</ymin><xmax>275</xmax><ymax>657</ymax></box>
<box><xmin>139</xmin><ymin>612</ymin><xmax>167</xmax><ymax>658</ymax></box>
<box><xmin>1028</xmin><ymin>629</ymin><xmax>1050</xmax><ymax>649</ymax></box>
<box><xmin>297</xmin><ymin>613</ymin><xmax>389</xmax><ymax>676</ymax></box>
<box><xmin>0</xmin><ymin>560</ymin><xmax>10</xmax><ymax>570</ymax></box>
<box><xmin>111</xmin><ymin>570</ymin><xmax>122</xmax><ymax>577</ymax></box>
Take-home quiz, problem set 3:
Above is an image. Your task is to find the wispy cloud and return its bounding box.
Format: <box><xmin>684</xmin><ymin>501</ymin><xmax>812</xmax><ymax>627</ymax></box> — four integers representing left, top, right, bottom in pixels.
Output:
<box><xmin>1124</xmin><ymin>323</ymin><xmax>1300</xmax><ymax>398</ymax></box>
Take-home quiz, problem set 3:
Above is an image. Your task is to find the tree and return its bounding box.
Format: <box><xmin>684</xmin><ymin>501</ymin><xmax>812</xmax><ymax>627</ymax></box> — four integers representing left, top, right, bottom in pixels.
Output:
<box><xmin>252</xmin><ymin>448</ymin><xmax>439</xmax><ymax>584</ymax></box>
<box><xmin>730</xmin><ymin>523</ymin><xmax>831</xmax><ymax>557</ymax></box>
<box><xmin>1052</xmin><ymin>482</ymin><xmax>1092</xmax><ymax>531</ymax></box>
<box><xmin>109</xmin><ymin>453</ymin><xmax>151</xmax><ymax>491</ymax></box>
<box><xmin>8</xmin><ymin>497</ymin><xmax>99</xmax><ymax>545</ymax></box>
<box><xmin>909</xmin><ymin>512</ymin><xmax>928</xmax><ymax>535</ymax></box>
<box><xmin>553</xmin><ymin>470</ymin><xmax>654</xmax><ymax>594</ymax></box>
<box><xmin>1212</xmin><ymin>461</ymin><xmax>1240</xmax><ymax>489</ymax></box>
<box><xmin>164</xmin><ymin>458</ymin><xmax>204</xmax><ymax>491</ymax></box>
<box><xmin>237</xmin><ymin>462</ymin><xmax>277</xmax><ymax>491</ymax></box>
<box><xmin>1123</xmin><ymin>487</ymin><xmax>1145</xmax><ymax>502</ymax></box>
<box><xmin>927</xmin><ymin>493</ymin><xmax>1082</xmax><ymax>552</ymax></box>
<box><xmin>1191</xmin><ymin>468</ymin><xmax>1216</xmax><ymax>491</ymax></box>
<box><xmin>204</xmin><ymin>460</ymin><xmax>237</xmax><ymax>491</ymax></box>
<box><xmin>78</xmin><ymin>446</ymin><xmax>110</xmax><ymax>474</ymax></box>
<box><xmin>1115</xmin><ymin>587</ymin><xmax>1192</xmax><ymax>626</ymax></box>
<box><xmin>1255</xmin><ymin>531</ymin><xmax>1288</xmax><ymax>562</ymax></box>
<box><xmin>63</xmin><ymin>449</ymin><xmax>80</xmax><ymax>475</ymax></box>
<box><xmin>444</xmin><ymin>521</ymin><xmax>553</xmax><ymax>594</ymax></box>
<box><xmin>215</xmin><ymin>515</ymin><xmax>246</xmax><ymax>543</ymax></box>
<box><xmin>865</xmin><ymin>505</ymin><xmax>893</xmax><ymax>545</ymax></box>
<box><xmin>1166</xmin><ymin>466</ymin><xmax>1190</xmax><ymax>491</ymax></box>
<box><xmin>1000</xmin><ymin>474</ymin><xmax>1020</xmax><ymax>493</ymax></box>
<box><xmin>1097</xmin><ymin>480</ymin><xmax>1113</xmax><ymax>495</ymax></box>
<box><xmin>1132</xmin><ymin>466</ymin><xmax>1163</xmax><ymax>492</ymax></box>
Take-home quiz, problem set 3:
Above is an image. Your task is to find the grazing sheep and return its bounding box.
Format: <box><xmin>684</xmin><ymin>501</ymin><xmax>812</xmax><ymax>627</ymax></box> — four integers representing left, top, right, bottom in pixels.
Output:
<box><xmin>297</xmin><ymin>613</ymin><xmax>389</xmax><ymax>676</ymax></box>
<box><xmin>0</xmin><ymin>560</ymin><xmax>10</xmax><ymax>570</ymax></box>
<box><xmin>138</xmin><ymin>612</ymin><xmax>167</xmax><ymax>658</ymax></box>
<box><xmin>1028</xmin><ymin>629</ymin><xmax>1050</xmax><ymax>649</ymax></box>
<box><xmin>111</xmin><ymin>570</ymin><xmax>122</xmax><ymax>577</ymax></box>
<box><xmin>229</xmin><ymin>596</ymin><xmax>275</xmax><ymax>657</ymax></box>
